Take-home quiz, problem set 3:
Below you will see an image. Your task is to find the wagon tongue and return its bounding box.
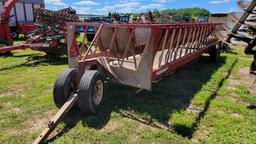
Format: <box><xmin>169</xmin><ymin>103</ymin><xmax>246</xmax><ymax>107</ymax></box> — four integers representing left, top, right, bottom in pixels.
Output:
<box><xmin>33</xmin><ymin>94</ymin><xmax>78</xmax><ymax>144</ymax></box>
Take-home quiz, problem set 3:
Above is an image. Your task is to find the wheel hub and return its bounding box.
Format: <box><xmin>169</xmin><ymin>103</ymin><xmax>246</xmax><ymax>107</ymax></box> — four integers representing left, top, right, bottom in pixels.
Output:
<box><xmin>93</xmin><ymin>80</ymin><xmax>103</xmax><ymax>105</ymax></box>
<box><xmin>12</xmin><ymin>32</ymin><xmax>17</xmax><ymax>38</ymax></box>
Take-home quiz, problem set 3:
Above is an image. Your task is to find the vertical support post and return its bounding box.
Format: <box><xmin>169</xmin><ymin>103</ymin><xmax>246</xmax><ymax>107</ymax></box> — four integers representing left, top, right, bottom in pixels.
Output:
<box><xmin>80</xmin><ymin>26</ymin><xmax>88</xmax><ymax>54</ymax></box>
<box><xmin>189</xmin><ymin>27</ymin><xmax>197</xmax><ymax>54</ymax></box>
<box><xmin>121</xmin><ymin>28</ymin><xmax>135</xmax><ymax>67</ymax></box>
<box><xmin>166</xmin><ymin>28</ymin><xmax>176</xmax><ymax>63</ymax></box>
<box><xmin>179</xmin><ymin>27</ymin><xmax>188</xmax><ymax>57</ymax></box>
<box><xmin>173</xmin><ymin>27</ymin><xmax>182</xmax><ymax>60</ymax></box>
<box><xmin>82</xmin><ymin>24</ymin><xmax>104</xmax><ymax>60</ymax></box>
<box><xmin>158</xmin><ymin>28</ymin><xmax>169</xmax><ymax>67</ymax></box>
<box><xmin>185</xmin><ymin>27</ymin><xmax>193</xmax><ymax>56</ymax></box>
<box><xmin>107</xmin><ymin>27</ymin><xmax>118</xmax><ymax>61</ymax></box>
<box><xmin>196</xmin><ymin>25</ymin><xmax>205</xmax><ymax>49</ymax></box>
<box><xmin>192</xmin><ymin>26</ymin><xmax>201</xmax><ymax>51</ymax></box>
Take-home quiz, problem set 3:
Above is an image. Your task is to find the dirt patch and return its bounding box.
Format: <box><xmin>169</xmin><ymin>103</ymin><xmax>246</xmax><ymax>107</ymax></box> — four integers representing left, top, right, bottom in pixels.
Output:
<box><xmin>0</xmin><ymin>89</ymin><xmax>25</xmax><ymax>98</ymax></box>
<box><xmin>0</xmin><ymin>91</ymin><xmax>12</xmax><ymax>98</ymax></box>
<box><xmin>99</xmin><ymin>119</ymin><xmax>124</xmax><ymax>132</ymax></box>
<box><xmin>230</xmin><ymin>112</ymin><xmax>241</xmax><ymax>118</ymax></box>
<box><xmin>187</xmin><ymin>105</ymin><xmax>204</xmax><ymax>115</ymax></box>
<box><xmin>191</xmin><ymin>125</ymin><xmax>210</xmax><ymax>143</ymax></box>
<box><xmin>4</xmin><ymin>110</ymin><xmax>56</xmax><ymax>139</ymax></box>
<box><xmin>11</xmin><ymin>107</ymin><xmax>22</xmax><ymax>113</ymax></box>
<box><xmin>23</xmin><ymin>110</ymin><xmax>56</xmax><ymax>132</ymax></box>
<box><xmin>229</xmin><ymin>67</ymin><xmax>256</xmax><ymax>94</ymax></box>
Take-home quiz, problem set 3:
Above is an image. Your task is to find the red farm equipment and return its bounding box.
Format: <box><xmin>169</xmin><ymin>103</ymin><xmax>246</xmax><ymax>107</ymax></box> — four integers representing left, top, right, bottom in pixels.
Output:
<box><xmin>0</xmin><ymin>0</ymin><xmax>43</xmax><ymax>46</ymax></box>
<box><xmin>0</xmin><ymin>0</ymin><xmax>79</xmax><ymax>55</ymax></box>
<box><xmin>33</xmin><ymin>22</ymin><xmax>222</xmax><ymax>143</ymax></box>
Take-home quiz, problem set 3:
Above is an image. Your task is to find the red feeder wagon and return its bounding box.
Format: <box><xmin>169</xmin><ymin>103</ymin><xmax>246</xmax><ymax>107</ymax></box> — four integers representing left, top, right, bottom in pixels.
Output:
<box><xmin>34</xmin><ymin>22</ymin><xmax>221</xmax><ymax>143</ymax></box>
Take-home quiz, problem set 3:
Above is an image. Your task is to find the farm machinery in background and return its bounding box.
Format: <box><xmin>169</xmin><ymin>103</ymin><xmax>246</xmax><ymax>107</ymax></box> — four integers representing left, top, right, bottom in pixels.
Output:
<box><xmin>217</xmin><ymin>0</ymin><xmax>256</xmax><ymax>74</ymax></box>
<box><xmin>0</xmin><ymin>0</ymin><xmax>44</xmax><ymax>40</ymax></box>
<box><xmin>0</xmin><ymin>0</ymin><xmax>79</xmax><ymax>55</ymax></box>
<box><xmin>0</xmin><ymin>0</ymin><xmax>43</xmax><ymax>48</ymax></box>
<box><xmin>26</xmin><ymin>7</ymin><xmax>79</xmax><ymax>55</ymax></box>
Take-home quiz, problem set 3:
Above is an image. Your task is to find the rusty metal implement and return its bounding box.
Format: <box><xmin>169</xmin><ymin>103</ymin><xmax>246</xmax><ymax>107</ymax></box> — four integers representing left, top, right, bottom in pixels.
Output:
<box><xmin>33</xmin><ymin>22</ymin><xmax>221</xmax><ymax>143</ymax></box>
<box><xmin>217</xmin><ymin>0</ymin><xmax>256</xmax><ymax>74</ymax></box>
<box><xmin>67</xmin><ymin>22</ymin><xmax>220</xmax><ymax>90</ymax></box>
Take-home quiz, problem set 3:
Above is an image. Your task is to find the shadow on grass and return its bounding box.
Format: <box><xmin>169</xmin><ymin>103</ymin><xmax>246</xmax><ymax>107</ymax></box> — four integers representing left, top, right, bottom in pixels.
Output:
<box><xmin>172</xmin><ymin>58</ymin><xmax>238</xmax><ymax>138</ymax></box>
<box><xmin>0</xmin><ymin>55</ymin><xmax>67</xmax><ymax>71</ymax></box>
<box><xmin>226</xmin><ymin>50</ymin><xmax>238</xmax><ymax>55</ymax></box>
<box><xmin>46</xmin><ymin>56</ymin><xmax>239</xmax><ymax>142</ymax></box>
<box><xmin>0</xmin><ymin>52</ymin><xmax>14</xmax><ymax>57</ymax></box>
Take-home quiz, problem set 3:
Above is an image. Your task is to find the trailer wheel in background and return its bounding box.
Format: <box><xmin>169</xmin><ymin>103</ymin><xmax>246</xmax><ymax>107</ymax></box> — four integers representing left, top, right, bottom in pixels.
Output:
<box><xmin>53</xmin><ymin>68</ymin><xmax>77</xmax><ymax>108</ymax></box>
<box><xmin>250</xmin><ymin>56</ymin><xmax>256</xmax><ymax>74</ymax></box>
<box><xmin>0</xmin><ymin>39</ymin><xmax>11</xmax><ymax>55</ymax></box>
<box><xmin>78</xmin><ymin>70</ymin><xmax>104</xmax><ymax>114</ymax></box>
<box><xmin>209</xmin><ymin>45</ymin><xmax>221</xmax><ymax>63</ymax></box>
<box><xmin>11</xmin><ymin>31</ymin><xmax>19</xmax><ymax>40</ymax></box>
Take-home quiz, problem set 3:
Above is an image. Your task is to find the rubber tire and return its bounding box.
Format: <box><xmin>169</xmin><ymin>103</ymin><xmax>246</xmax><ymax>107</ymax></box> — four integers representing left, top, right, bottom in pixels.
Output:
<box><xmin>209</xmin><ymin>45</ymin><xmax>220</xmax><ymax>63</ymax></box>
<box><xmin>0</xmin><ymin>39</ymin><xmax>10</xmax><ymax>55</ymax></box>
<box><xmin>11</xmin><ymin>31</ymin><xmax>19</xmax><ymax>40</ymax></box>
<box><xmin>87</xmin><ymin>34</ymin><xmax>94</xmax><ymax>42</ymax></box>
<box><xmin>78</xmin><ymin>70</ymin><xmax>103</xmax><ymax>114</ymax></box>
<box><xmin>53</xmin><ymin>68</ymin><xmax>77</xmax><ymax>108</ymax></box>
<box><xmin>250</xmin><ymin>61</ymin><xmax>256</xmax><ymax>74</ymax></box>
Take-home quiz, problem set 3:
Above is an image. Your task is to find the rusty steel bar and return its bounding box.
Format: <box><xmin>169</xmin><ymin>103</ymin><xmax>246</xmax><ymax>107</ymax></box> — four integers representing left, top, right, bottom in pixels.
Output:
<box><xmin>196</xmin><ymin>26</ymin><xmax>205</xmax><ymax>49</ymax></box>
<box><xmin>82</xmin><ymin>24</ymin><xmax>103</xmax><ymax>60</ymax></box>
<box><xmin>189</xmin><ymin>27</ymin><xmax>197</xmax><ymax>53</ymax></box>
<box><xmin>112</xmin><ymin>28</ymin><xmax>122</xmax><ymax>65</ymax></box>
<box><xmin>184</xmin><ymin>27</ymin><xmax>193</xmax><ymax>55</ymax></box>
<box><xmin>192</xmin><ymin>26</ymin><xmax>201</xmax><ymax>51</ymax></box>
<box><xmin>158</xmin><ymin>28</ymin><xmax>169</xmax><ymax>67</ymax></box>
<box><xmin>179</xmin><ymin>27</ymin><xmax>188</xmax><ymax>58</ymax></box>
<box><xmin>107</xmin><ymin>27</ymin><xmax>118</xmax><ymax>62</ymax></box>
<box><xmin>202</xmin><ymin>26</ymin><xmax>208</xmax><ymax>47</ymax></box>
<box><xmin>120</xmin><ymin>28</ymin><xmax>135</xmax><ymax>67</ymax></box>
<box><xmin>165</xmin><ymin>28</ymin><xmax>176</xmax><ymax>64</ymax></box>
<box><xmin>173</xmin><ymin>27</ymin><xmax>183</xmax><ymax>60</ymax></box>
<box><xmin>79</xmin><ymin>27</ymin><xmax>88</xmax><ymax>55</ymax></box>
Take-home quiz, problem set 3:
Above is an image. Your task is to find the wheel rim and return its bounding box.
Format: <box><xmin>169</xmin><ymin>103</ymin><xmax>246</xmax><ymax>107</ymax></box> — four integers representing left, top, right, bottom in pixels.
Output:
<box><xmin>12</xmin><ymin>32</ymin><xmax>17</xmax><ymax>38</ymax></box>
<box><xmin>69</xmin><ymin>80</ymin><xmax>77</xmax><ymax>94</ymax></box>
<box><xmin>93</xmin><ymin>80</ymin><xmax>103</xmax><ymax>105</ymax></box>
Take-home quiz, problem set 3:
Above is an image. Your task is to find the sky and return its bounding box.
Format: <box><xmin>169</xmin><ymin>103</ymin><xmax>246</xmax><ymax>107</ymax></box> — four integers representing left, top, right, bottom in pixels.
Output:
<box><xmin>44</xmin><ymin>0</ymin><xmax>242</xmax><ymax>15</ymax></box>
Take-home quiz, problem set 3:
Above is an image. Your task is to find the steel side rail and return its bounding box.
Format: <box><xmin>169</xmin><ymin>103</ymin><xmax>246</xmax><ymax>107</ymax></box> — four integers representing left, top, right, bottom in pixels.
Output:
<box><xmin>152</xmin><ymin>41</ymin><xmax>219</xmax><ymax>80</ymax></box>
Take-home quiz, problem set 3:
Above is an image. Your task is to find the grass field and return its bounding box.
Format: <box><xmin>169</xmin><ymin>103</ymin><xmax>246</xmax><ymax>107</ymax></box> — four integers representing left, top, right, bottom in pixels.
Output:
<box><xmin>0</xmin><ymin>46</ymin><xmax>255</xmax><ymax>144</ymax></box>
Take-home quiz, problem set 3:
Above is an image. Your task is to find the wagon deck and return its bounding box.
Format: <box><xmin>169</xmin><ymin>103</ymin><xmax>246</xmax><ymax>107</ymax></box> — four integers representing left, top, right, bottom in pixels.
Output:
<box><xmin>67</xmin><ymin>23</ymin><xmax>220</xmax><ymax>90</ymax></box>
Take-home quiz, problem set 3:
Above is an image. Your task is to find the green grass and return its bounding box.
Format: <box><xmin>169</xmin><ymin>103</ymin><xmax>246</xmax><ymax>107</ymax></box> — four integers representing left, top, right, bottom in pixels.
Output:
<box><xmin>0</xmin><ymin>47</ymin><xmax>255</xmax><ymax>144</ymax></box>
